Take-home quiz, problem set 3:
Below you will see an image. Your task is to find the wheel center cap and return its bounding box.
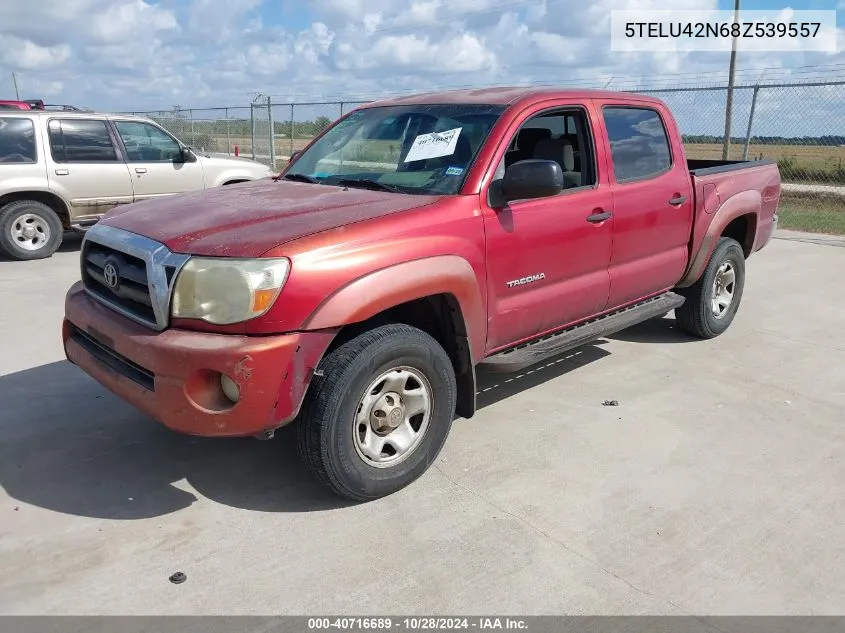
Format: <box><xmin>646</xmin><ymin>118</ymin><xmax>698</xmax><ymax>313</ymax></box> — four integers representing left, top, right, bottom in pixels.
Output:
<box><xmin>22</xmin><ymin>227</ymin><xmax>37</xmax><ymax>239</ymax></box>
<box><xmin>370</xmin><ymin>391</ymin><xmax>405</xmax><ymax>433</ymax></box>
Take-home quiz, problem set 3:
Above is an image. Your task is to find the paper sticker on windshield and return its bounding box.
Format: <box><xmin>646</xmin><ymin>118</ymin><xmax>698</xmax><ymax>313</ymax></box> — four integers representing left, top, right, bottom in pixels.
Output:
<box><xmin>445</xmin><ymin>166</ymin><xmax>464</xmax><ymax>176</ymax></box>
<box><xmin>403</xmin><ymin>128</ymin><xmax>462</xmax><ymax>163</ymax></box>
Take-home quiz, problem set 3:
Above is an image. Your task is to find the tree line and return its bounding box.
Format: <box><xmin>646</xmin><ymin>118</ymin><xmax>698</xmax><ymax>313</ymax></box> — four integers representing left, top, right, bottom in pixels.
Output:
<box><xmin>683</xmin><ymin>134</ymin><xmax>845</xmax><ymax>146</ymax></box>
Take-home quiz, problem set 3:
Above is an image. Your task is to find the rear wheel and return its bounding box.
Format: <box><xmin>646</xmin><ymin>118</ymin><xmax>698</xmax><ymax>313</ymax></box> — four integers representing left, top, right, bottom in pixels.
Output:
<box><xmin>0</xmin><ymin>200</ymin><xmax>63</xmax><ymax>261</ymax></box>
<box><xmin>296</xmin><ymin>323</ymin><xmax>457</xmax><ymax>501</ymax></box>
<box><xmin>675</xmin><ymin>236</ymin><xmax>746</xmax><ymax>339</ymax></box>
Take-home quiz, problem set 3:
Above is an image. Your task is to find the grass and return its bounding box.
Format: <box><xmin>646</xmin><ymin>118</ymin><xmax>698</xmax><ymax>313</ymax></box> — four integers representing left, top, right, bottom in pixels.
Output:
<box><xmin>687</xmin><ymin>143</ymin><xmax>845</xmax><ymax>185</ymax></box>
<box><xmin>685</xmin><ymin>142</ymin><xmax>845</xmax><ymax>168</ymax></box>
<box><xmin>776</xmin><ymin>189</ymin><xmax>845</xmax><ymax>235</ymax></box>
<box><xmin>777</xmin><ymin>203</ymin><xmax>845</xmax><ymax>235</ymax></box>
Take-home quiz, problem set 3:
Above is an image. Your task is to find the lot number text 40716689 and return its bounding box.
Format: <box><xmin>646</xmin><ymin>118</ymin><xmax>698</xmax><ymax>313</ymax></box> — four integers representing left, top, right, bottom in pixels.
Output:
<box><xmin>307</xmin><ymin>617</ymin><xmax>528</xmax><ymax>630</ymax></box>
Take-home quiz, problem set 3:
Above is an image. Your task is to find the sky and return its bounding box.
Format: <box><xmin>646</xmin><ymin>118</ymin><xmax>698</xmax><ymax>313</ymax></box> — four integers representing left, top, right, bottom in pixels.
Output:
<box><xmin>0</xmin><ymin>0</ymin><xmax>843</xmax><ymax>137</ymax></box>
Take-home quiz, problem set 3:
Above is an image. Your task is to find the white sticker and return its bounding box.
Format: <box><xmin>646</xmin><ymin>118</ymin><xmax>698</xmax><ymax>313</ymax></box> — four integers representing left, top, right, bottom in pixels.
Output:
<box><xmin>403</xmin><ymin>128</ymin><xmax>462</xmax><ymax>163</ymax></box>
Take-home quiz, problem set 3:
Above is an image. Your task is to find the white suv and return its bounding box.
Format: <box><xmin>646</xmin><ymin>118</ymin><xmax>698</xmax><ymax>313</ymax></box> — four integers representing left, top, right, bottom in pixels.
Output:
<box><xmin>0</xmin><ymin>111</ymin><xmax>274</xmax><ymax>260</ymax></box>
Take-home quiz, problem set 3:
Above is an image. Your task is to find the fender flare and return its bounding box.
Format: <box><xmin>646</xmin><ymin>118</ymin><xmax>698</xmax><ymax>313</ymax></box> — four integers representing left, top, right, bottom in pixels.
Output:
<box><xmin>677</xmin><ymin>189</ymin><xmax>760</xmax><ymax>288</ymax></box>
<box><xmin>303</xmin><ymin>255</ymin><xmax>486</xmax><ymax>363</ymax></box>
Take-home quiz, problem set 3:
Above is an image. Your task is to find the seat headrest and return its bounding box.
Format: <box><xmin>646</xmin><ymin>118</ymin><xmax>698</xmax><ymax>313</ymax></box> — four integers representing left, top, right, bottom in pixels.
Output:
<box><xmin>516</xmin><ymin>127</ymin><xmax>551</xmax><ymax>149</ymax></box>
<box><xmin>533</xmin><ymin>137</ymin><xmax>575</xmax><ymax>172</ymax></box>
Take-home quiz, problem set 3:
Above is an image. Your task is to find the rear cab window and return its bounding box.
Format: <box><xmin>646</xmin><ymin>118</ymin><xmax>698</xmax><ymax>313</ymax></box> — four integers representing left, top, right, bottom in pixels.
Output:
<box><xmin>0</xmin><ymin>117</ymin><xmax>37</xmax><ymax>164</ymax></box>
<box><xmin>602</xmin><ymin>107</ymin><xmax>672</xmax><ymax>182</ymax></box>
<box><xmin>48</xmin><ymin>119</ymin><xmax>118</xmax><ymax>163</ymax></box>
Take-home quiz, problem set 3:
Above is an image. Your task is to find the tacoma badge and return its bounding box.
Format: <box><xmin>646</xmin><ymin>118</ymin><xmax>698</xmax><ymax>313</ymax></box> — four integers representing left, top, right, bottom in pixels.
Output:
<box><xmin>506</xmin><ymin>273</ymin><xmax>546</xmax><ymax>288</ymax></box>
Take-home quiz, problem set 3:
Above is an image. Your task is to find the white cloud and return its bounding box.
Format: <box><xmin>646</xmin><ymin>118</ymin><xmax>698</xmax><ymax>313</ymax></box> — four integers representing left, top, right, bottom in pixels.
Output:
<box><xmin>88</xmin><ymin>0</ymin><xmax>178</xmax><ymax>44</ymax></box>
<box><xmin>0</xmin><ymin>35</ymin><xmax>71</xmax><ymax>70</ymax></box>
<box><xmin>0</xmin><ymin>0</ymin><xmax>841</xmax><ymax>136</ymax></box>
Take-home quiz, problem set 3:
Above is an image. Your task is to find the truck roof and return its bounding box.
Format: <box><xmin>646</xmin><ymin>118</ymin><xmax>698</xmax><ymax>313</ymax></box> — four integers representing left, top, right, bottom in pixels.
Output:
<box><xmin>363</xmin><ymin>86</ymin><xmax>663</xmax><ymax>108</ymax></box>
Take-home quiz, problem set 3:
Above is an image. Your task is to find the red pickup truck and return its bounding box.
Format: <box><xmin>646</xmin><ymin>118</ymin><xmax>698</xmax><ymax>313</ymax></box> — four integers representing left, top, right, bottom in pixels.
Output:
<box><xmin>62</xmin><ymin>87</ymin><xmax>781</xmax><ymax>500</ymax></box>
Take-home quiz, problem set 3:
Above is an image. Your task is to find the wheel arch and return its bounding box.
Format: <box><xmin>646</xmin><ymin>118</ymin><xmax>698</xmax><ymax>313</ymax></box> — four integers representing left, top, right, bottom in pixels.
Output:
<box><xmin>0</xmin><ymin>190</ymin><xmax>71</xmax><ymax>229</ymax></box>
<box><xmin>677</xmin><ymin>190</ymin><xmax>760</xmax><ymax>288</ymax></box>
<box><xmin>303</xmin><ymin>256</ymin><xmax>486</xmax><ymax>419</ymax></box>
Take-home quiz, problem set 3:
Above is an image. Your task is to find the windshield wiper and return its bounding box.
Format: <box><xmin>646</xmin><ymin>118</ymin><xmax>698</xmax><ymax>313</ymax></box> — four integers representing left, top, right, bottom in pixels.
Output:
<box><xmin>280</xmin><ymin>173</ymin><xmax>319</xmax><ymax>184</ymax></box>
<box><xmin>335</xmin><ymin>178</ymin><xmax>404</xmax><ymax>193</ymax></box>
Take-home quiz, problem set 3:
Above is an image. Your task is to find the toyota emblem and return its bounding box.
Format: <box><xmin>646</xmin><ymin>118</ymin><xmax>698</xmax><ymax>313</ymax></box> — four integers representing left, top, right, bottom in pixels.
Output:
<box><xmin>102</xmin><ymin>260</ymin><xmax>120</xmax><ymax>291</ymax></box>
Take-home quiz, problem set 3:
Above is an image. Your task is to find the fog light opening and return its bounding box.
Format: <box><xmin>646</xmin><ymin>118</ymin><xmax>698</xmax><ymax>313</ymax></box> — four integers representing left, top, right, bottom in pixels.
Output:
<box><xmin>220</xmin><ymin>374</ymin><xmax>241</xmax><ymax>403</ymax></box>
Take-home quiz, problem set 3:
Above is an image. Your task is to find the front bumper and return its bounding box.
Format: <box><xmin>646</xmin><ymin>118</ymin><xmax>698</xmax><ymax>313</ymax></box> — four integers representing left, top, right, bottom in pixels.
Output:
<box><xmin>63</xmin><ymin>282</ymin><xmax>334</xmax><ymax>437</ymax></box>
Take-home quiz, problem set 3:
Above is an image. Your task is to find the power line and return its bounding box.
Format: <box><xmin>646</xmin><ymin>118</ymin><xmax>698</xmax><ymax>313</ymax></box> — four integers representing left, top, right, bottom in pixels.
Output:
<box><xmin>260</xmin><ymin>63</ymin><xmax>845</xmax><ymax>102</ymax></box>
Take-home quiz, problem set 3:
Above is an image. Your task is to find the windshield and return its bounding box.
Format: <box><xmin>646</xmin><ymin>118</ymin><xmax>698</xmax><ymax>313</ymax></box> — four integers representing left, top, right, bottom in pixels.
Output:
<box><xmin>285</xmin><ymin>103</ymin><xmax>505</xmax><ymax>195</ymax></box>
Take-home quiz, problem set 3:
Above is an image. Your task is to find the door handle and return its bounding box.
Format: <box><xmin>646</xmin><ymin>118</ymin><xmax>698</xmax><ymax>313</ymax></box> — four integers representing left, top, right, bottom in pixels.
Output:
<box><xmin>135</xmin><ymin>167</ymin><xmax>147</xmax><ymax>174</ymax></box>
<box><xmin>668</xmin><ymin>195</ymin><xmax>688</xmax><ymax>205</ymax></box>
<box><xmin>54</xmin><ymin>169</ymin><xmax>69</xmax><ymax>176</ymax></box>
<box><xmin>586</xmin><ymin>210</ymin><xmax>612</xmax><ymax>223</ymax></box>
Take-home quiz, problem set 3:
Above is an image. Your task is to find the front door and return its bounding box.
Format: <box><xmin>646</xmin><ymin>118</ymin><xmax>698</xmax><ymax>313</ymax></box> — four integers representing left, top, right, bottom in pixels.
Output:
<box><xmin>111</xmin><ymin>120</ymin><xmax>206</xmax><ymax>202</ymax></box>
<box><xmin>481</xmin><ymin>102</ymin><xmax>613</xmax><ymax>352</ymax></box>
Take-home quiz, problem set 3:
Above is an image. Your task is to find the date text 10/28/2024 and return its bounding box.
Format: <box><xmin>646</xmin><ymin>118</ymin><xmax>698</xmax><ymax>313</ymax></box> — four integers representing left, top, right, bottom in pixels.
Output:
<box><xmin>308</xmin><ymin>618</ymin><xmax>528</xmax><ymax>630</ymax></box>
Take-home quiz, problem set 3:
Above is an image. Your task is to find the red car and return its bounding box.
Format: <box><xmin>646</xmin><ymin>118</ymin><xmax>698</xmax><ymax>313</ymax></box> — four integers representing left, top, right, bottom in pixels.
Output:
<box><xmin>0</xmin><ymin>100</ymin><xmax>34</xmax><ymax>110</ymax></box>
<box><xmin>63</xmin><ymin>87</ymin><xmax>781</xmax><ymax>500</ymax></box>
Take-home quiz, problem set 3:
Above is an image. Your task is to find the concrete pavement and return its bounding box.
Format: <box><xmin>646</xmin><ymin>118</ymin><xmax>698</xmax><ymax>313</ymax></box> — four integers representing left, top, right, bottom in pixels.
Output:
<box><xmin>1</xmin><ymin>233</ymin><xmax>844</xmax><ymax>615</ymax></box>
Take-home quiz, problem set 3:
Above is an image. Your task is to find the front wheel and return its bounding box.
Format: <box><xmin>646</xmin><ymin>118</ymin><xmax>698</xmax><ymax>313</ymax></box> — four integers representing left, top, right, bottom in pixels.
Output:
<box><xmin>675</xmin><ymin>236</ymin><xmax>746</xmax><ymax>339</ymax></box>
<box><xmin>296</xmin><ymin>323</ymin><xmax>457</xmax><ymax>501</ymax></box>
<box><xmin>0</xmin><ymin>200</ymin><xmax>64</xmax><ymax>261</ymax></box>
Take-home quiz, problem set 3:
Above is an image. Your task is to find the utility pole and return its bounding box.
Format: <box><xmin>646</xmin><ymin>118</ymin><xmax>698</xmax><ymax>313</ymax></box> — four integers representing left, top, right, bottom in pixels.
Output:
<box><xmin>722</xmin><ymin>0</ymin><xmax>740</xmax><ymax>160</ymax></box>
<box><xmin>12</xmin><ymin>72</ymin><xmax>20</xmax><ymax>99</ymax></box>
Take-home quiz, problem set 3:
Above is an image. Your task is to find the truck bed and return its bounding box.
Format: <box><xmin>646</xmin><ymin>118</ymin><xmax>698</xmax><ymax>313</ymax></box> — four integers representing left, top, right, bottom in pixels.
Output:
<box><xmin>684</xmin><ymin>158</ymin><xmax>781</xmax><ymax>282</ymax></box>
<box><xmin>688</xmin><ymin>158</ymin><xmax>775</xmax><ymax>176</ymax></box>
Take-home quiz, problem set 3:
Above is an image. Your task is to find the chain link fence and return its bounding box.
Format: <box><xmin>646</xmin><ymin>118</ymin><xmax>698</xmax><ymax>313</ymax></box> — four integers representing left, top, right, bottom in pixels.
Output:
<box><xmin>633</xmin><ymin>80</ymin><xmax>845</xmax><ymax>233</ymax></box>
<box><xmin>129</xmin><ymin>79</ymin><xmax>844</xmax><ymax>233</ymax></box>
<box><xmin>121</xmin><ymin>106</ymin><xmax>252</xmax><ymax>157</ymax></box>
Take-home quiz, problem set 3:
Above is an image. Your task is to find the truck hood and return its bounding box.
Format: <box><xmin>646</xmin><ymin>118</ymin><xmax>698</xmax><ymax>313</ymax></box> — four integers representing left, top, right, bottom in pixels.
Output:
<box><xmin>101</xmin><ymin>179</ymin><xmax>441</xmax><ymax>257</ymax></box>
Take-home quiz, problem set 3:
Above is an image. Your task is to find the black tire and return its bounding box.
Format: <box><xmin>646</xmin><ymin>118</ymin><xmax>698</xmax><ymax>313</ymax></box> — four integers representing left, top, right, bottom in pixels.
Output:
<box><xmin>675</xmin><ymin>236</ymin><xmax>746</xmax><ymax>339</ymax></box>
<box><xmin>0</xmin><ymin>200</ymin><xmax>63</xmax><ymax>261</ymax></box>
<box><xmin>296</xmin><ymin>323</ymin><xmax>457</xmax><ymax>501</ymax></box>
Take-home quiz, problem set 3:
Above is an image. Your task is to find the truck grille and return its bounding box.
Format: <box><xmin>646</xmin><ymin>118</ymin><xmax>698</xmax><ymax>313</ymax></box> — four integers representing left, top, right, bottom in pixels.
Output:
<box><xmin>79</xmin><ymin>224</ymin><xmax>191</xmax><ymax>331</ymax></box>
<box><xmin>82</xmin><ymin>241</ymin><xmax>156</xmax><ymax>324</ymax></box>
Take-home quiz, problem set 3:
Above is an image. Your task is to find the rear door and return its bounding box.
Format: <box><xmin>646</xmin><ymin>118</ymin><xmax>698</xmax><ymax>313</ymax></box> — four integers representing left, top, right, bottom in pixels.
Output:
<box><xmin>111</xmin><ymin>120</ymin><xmax>205</xmax><ymax>201</ymax></box>
<box><xmin>44</xmin><ymin>118</ymin><xmax>134</xmax><ymax>221</ymax></box>
<box><xmin>595</xmin><ymin>101</ymin><xmax>694</xmax><ymax>308</ymax></box>
<box><xmin>481</xmin><ymin>100</ymin><xmax>613</xmax><ymax>351</ymax></box>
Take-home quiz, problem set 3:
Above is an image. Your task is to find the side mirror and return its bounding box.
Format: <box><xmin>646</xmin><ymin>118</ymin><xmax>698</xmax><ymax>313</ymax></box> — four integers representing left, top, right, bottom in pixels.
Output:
<box><xmin>180</xmin><ymin>146</ymin><xmax>196</xmax><ymax>162</ymax></box>
<box><xmin>501</xmin><ymin>159</ymin><xmax>563</xmax><ymax>202</ymax></box>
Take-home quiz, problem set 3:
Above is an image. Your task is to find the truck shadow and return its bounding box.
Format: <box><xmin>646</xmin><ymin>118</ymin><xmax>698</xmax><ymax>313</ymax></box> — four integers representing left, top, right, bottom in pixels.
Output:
<box><xmin>59</xmin><ymin>231</ymin><xmax>84</xmax><ymax>253</ymax></box>
<box><xmin>606</xmin><ymin>314</ymin><xmax>699</xmax><ymax>344</ymax></box>
<box><xmin>0</xmin><ymin>345</ymin><xmax>607</xmax><ymax>521</ymax></box>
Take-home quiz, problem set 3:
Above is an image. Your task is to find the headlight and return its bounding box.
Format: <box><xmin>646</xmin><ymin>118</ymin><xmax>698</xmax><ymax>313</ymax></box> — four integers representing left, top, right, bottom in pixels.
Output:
<box><xmin>171</xmin><ymin>257</ymin><xmax>290</xmax><ymax>324</ymax></box>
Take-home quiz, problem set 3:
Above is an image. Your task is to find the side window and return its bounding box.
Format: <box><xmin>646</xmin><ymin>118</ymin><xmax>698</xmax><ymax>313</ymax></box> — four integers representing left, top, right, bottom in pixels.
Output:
<box><xmin>115</xmin><ymin>121</ymin><xmax>182</xmax><ymax>162</ymax></box>
<box><xmin>503</xmin><ymin>108</ymin><xmax>596</xmax><ymax>189</ymax></box>
<box><xmin>602</xmin><ymin>107</ymin><xmax>671</xmax><ymax>182</ymax></box>
<box><xmin>48</xmin><ymin>119</ymin><xmax>118</xmax><ymax>163</ymax></box>
<box><xmin>0</xmin><ymin>118</ymin><xmax>37</xmax><ymax>163</ymax></box>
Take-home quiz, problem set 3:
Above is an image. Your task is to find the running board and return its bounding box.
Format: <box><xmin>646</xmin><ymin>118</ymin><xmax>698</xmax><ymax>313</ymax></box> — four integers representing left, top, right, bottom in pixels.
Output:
<box><xmin>480</xmin><ymin>292</ymin><xmax>686</xmax><ymax>373</ymax></box>
<box><xmin>70</xmin><ymin>220</ymin><xmax>99</xmax><ymax>233</ymax></box>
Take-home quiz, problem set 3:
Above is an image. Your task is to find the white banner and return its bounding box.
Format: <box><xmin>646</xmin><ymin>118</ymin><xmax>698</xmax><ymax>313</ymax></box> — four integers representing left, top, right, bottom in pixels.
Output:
<box><xmin>610</xmin><ymin>9</ymin><xmax>837</xmax><ymax>52</ymax></box>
